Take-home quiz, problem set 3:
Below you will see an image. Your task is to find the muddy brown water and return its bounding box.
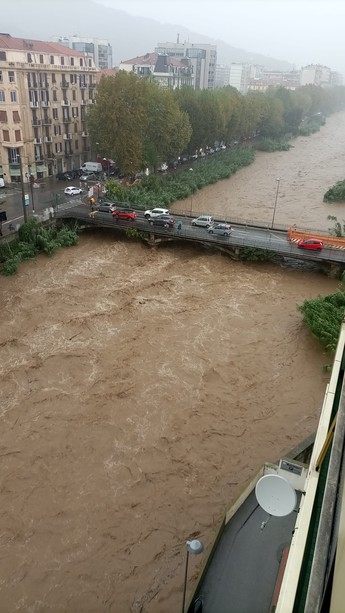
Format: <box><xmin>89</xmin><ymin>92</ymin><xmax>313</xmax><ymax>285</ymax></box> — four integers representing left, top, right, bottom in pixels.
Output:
<box><xmin>1</xmin><ymin>112</ymin><xmax>345</xmax><ymax>612</ymax></box>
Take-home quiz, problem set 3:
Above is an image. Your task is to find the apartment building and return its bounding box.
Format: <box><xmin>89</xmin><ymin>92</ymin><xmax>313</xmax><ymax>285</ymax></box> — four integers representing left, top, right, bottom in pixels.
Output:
<box><xmin>300</xmin><ymin>64</ymin><xmax>331</xmax><ymax>86</ymax></box>
<box><xmin>229</xmin><ymin>63</ymin><xmax>252</xmax><ymax>94</ymax></box>
<box><xmin>0</xmin><ymin>33</ymin><xmax>98</xmax><ymax>183</ymax></box>
<box><xmin>119</xmin><ymin>52</ymin><xmax>193</xmax><ymax>89</ymax></box>
<box><xmin>52</xmin><ymin>36</ymin><xmax>112</xmax><ymax>70</ymax></box>
<box><xmin>155</xmin><ymin>41</ymin><xmax>217</xmax><ymax>89</ymax></box>
<box><xmin>215</xmin><ymin>64</ymin><xmax>230</xmax><ymax>89</ymax></box>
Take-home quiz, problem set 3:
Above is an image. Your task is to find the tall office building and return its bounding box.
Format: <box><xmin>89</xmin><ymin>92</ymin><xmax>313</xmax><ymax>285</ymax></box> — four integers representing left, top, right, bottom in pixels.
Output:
<box><xmin>155</xmin><ymin>41</ymin><xmax>217</xmax><ymax>89</ymax></box>
<box><xmin>0</xmin><ymin>33</ymin><xmax>98</xmax><ymax>182</ymax></box>
<box><xmin>52</xmin><ymin>36</ymin><xmax>112</xmax><ymax>70</ymax></box>
<box><xmin>229</xmin><ymin>63</ymin><xmax>251</xmax><ymax>94</ymax></box>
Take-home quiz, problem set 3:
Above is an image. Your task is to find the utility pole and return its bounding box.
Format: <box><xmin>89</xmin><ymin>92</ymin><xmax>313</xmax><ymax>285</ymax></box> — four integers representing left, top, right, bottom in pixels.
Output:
<box><xmin>271</xmin><ymin>177</ymin><xmax>281</xmax><ymax>229</ymax></box>
<box><xmin>18</xmin><ymin>154</ymin><xmax>28</xmax><ymax>224</ymax></box>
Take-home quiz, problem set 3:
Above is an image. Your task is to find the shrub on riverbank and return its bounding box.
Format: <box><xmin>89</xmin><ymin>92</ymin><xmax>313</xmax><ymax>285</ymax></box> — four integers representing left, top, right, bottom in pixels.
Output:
<box><xmin>323</xmin><ymin>180</ymin><xmax>345</xmax><ymax>203</ymax></box>
<box><xmin>105</xmin><ymin>147</ymin><xmax>256</xmax><ymax>208</ymax></box>
<box><xmin>0</xmin><ymin>220</ymin><xmax>78</xmax><ymax>275</ymax></box>
<box><xmin>239</xmin><ymin>247</ymin><xmax>275</xmax><ymax>261</ymax></box>
<box><xmin>255</xmin><ymin>138</ymin><xmax>292</xmax><ymax>152</ymax></box>
<box><xmin>298</xmin><ymin>291</ymin><xmax>345</xmax><ymax>351</ymax></box>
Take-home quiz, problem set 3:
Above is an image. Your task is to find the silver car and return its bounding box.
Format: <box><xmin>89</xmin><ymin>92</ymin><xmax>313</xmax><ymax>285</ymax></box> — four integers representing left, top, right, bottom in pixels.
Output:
<box><xmin>191</xmin><ymin>215</ymin><xmax>214</xmax><ymax>227</ymax></box>
<box><xmin>208</xmin><ymin>223</ymin><xmax>233</xmax><ymax>237</ymax></box>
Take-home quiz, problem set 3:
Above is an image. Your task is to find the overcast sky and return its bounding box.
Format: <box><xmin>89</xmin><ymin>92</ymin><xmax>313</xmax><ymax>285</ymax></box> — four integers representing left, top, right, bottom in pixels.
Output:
<box><xmin>95</xmin><ymin>0</ymin><xmax>345</xmax><ymax>74</ymax></box>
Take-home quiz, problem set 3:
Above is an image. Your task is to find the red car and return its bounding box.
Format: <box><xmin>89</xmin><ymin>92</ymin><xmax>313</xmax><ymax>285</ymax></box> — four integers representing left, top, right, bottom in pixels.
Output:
<box><xmin>112</xmin><ymin>209</ymin><xmax>136</xmax><ymax>221</ymax></box>
<box><xmin>297</xmin><ymin>238</ymin><xmax>323</xmax><ymax>251</ymax></box>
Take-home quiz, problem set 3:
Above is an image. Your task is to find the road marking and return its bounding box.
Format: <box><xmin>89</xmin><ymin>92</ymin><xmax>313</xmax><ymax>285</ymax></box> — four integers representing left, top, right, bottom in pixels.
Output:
<box><xmin>3</xmin><ymin>215</ymin><xmax>23</xmax><ymax>225</ymax></box>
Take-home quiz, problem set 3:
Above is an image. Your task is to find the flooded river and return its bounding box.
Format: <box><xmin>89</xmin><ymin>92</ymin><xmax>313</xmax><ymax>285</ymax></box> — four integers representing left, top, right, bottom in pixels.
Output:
<box><xmin>1</xmin><ymin>112</ymin><xmax>345</xmax><ymax>612</ymax></box>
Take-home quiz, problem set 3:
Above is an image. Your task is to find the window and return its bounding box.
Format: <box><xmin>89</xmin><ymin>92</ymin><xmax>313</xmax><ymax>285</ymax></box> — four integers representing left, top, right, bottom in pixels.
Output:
<box><xmin>53</xmin><ymin>90</ymin><xmax>57</xmax><ymax>101</ymax></box>
<box><xmin>15</xmin><ymin>129</ymin><xmax>21</xmax><ymax>142</ymax></box>
<box><xmin>10</xmin><ymin>91</ymin><xmax>17</xmax><ymax>102</ymax></box>
<box><xmin>39</xmin><ymin>54</ymin><xmax>44</xmax><ymax>64</ymax></box>
<box><xmin>79</xmin><ymin>58</ymin><xmax>83</xmax><ymax>67</ymax></box>
<box><xmin>72</xmin><ymin>107</ymin><xmax>78</xmax><ymax>118</ymax></box>
<box><xmin>50</xmin><ymin>55</ymin><xmax>54</xmax><ymax>64</ymax></box>
<box><xmin>88</xmin><ymin>59</ymin><xmax>92</xmax><ymax>67</ymax></box>
<box><xmin>74</xmin><ymin>122</ymin><xmax>78</xmax><ymax>133</ymax></box>
<box><xmin>0</xmin><ymin>71</ymin><xmax>2</xmax><ymax>82</ymax></box>
<box><xmin>72</xmin><ymin>89</ymin><xmax>76</xmax><ymax>101</ymax></box>
<box><xmin>13</xmin><ymin>110</ymin><xmax>21</xmax><ymax>123</ymax></box>
<box><xmin>0</xmin><ymin>91</ymin><xmax>5</xmax><ymax>102</ymax></box>
<box><xmin>2</xmin><ymin>129</ymin><xmax>9</xmax><ymax>141</ymax></box>
<box><xmin>27</xmin><ymin>53</ymin><xmax>33</xmax><ymax>63</ymax></box>
<box><xmin>55</xmin><ymin>142</ymin><xmax>62</xmax><ymax>153</ymax></box>
<box><xmin>52</xmin><ymin>108</ymin><xmax>58</xmax><ymax>120</ymax></box>
<box><xmin>52</xmin><ymin>73</ymin><xmax>56</xmax><ymax>84</ymax></box>
<box><xmin>54</xmin><ymin>124</ymin><xmax>61</xmax><ymax>136</ymax></box>
<box><xmin>61</xmin><ymin>56</ymin><xmax>65</xmax><ymax>66</ymax></box>
<box><xmin>0</xmin><ymin>51</ymin><xmax>6</xmax><ymax>61</ymax></box>
<box><xmin>0</xmin><ymin>110</ymin><xmax>8</xmax><ymax>122</ymax></box>
<box><xmin>8</xmin><ymin>70</ymin><xmax>15</xmax><ymax>83</ymax></box>
<box><xmin>75</xmin><ymin>139</ymin><xmax>79</xmax><ymax>150</ymax></box>
<box><xmin>71</xmin><ymin>57</ymin><xmax>74</xmax><ymax>66</ymax></box>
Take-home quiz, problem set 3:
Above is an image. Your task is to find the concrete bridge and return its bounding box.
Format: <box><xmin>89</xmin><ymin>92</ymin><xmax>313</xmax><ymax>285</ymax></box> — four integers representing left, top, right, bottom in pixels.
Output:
<box><xmin>56</xmin><ymin>203</ymin><xmax>345</xmax><ymax>277</ymax></box>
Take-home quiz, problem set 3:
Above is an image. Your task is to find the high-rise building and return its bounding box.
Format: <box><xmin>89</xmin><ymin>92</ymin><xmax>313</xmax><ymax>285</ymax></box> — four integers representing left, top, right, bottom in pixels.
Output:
<box><xmin>0</xmin><ymin>33</ymin><xmax>98</xmax><ymax>182</ymax></box>
<box><xmin>300</xmin><ymin>64</ymin><xmax>331</xmax><ymax>87</ymax></box>
<box><xmin>155</xmin><ymin>41</ymin><xmax>217</xmax><ymax>89</ymax></box>
<box><xmin>229</xmin><ymin>63</ymin><xmax>251</xmax><ymax>94</ymax></box>
<box><xmin>52</xmin><ymin>36</ymin><xmax>112</xmax><ymax>70</ymax></box>
<box><xmin>215</xmin><ymin>64</ymin><xmax>230</xmax><ymax>89</ymax></box>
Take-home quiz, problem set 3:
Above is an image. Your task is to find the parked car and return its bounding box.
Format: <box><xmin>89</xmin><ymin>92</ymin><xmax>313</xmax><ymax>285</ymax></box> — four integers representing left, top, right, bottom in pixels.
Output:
<box><xmin>57</xmin><ymin>172</ymin><xmax>72</xmax><ymax>181</ymax></box>
<box><xmin>112</xmin><ymin>209</ymin><xmax>136</xmax><ymax>220</ymax></box>
<box><xmin>148</xmin><ymin>214</ymin><xmax>175</xmax><ymax>228</ymax></box>
<box><xmin>97</xmin><ymin>202</ymin><xmax>117</xmax><ymax>213</ymax></box>
<box><xmin>297</xmin><ymin>238</ymin><xmax>323</xmax><ymax>251</ymax></box>
<box><xmin>208</xmin><ymin>223</ymin><xmax>233</xmax><ymax>237</ymax></box>
<box><xmin>64</xmin><ymin>186</ymin><xmax>82</xmax><ymax>195</ymax></box>
<box><xmin>191</xmin><ymin>215</ymin><xmax>214</xmax><ymax>228</ymax></box>
<box><xmin>80</xmin><ymin>173</ymin><xmax>99</xmax><ymax>182</ymax></box>
<box><xmin>144</xmin><ymin>207</ymin><xmax>169</xmax><ymax>219</ymax></box>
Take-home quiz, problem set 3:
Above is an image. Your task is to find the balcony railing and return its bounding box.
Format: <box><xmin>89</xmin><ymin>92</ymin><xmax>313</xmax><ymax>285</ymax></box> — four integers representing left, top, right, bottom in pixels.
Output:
<box><xmin>45</xmin><ymin>136</ymin><xmax>52</xmax><ymax>143</ymax></box>
<box><xmin>61</xmin><ymin>81</ymin><xmax>69</xmax><ymax>88</ymax></box>
<box><xmin>34</xmin><ymin>137</ymin><xmax>42</xmax><ymax>144</ymax></box>
<box><xmin>30</xmin><ymin>101</ymin><xmax>39</xmax><ymax>108</ymax></box>
<box><xmin>63</xmin><ymin>133</ymin><xmax>72</xmax><ymax>140</ymax></box>
<box><xmin>41</xmin><ymin>100</ymin><xmax>50</xmax><ymax>108</ymax></box>
<box><xmin>61</xmin><ymin>100</ymin><xmax>70</xmax><ymax>107</ymax></box>
<box><xmin>42</xmin><ymin>117</ymin><xmax>52</xmax><ymax>125</ymax></box>
<box><xmin>62</xmin><ymin>117</ymin><xmax>71</xmax><ymax>123</ymax></box>
<box><xmin>81</xmin><ymin>131</ymin><xmax>89</xmax><ymax>137</ymax></box>
<box><xmin>32</xmin><ymin>118</ymin><xmax>41</xmax><ymax>126</ymax></box>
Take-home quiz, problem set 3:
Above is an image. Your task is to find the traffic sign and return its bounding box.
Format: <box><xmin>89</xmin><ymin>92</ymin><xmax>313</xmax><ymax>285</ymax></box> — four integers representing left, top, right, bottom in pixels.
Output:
<box><xmin>25</xmin><ymin>193</ymin><xmax>30</xmax><ymax>206</ymax></box>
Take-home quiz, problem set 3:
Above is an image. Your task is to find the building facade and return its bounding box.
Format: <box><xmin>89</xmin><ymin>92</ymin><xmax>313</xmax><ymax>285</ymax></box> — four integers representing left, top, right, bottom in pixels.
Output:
<box><xmin>229</xmin><ymin>63</ymin><xmax>252</xmax><ymax>94</ymax></box>
<box><xmin>0</xmin><ymin>33</ymin><xmax>98</xmax><ymax>183</ymax></box>
<box><xmin>119</xmin><ymin>52</ymin><xmax>193</xmax><ymax>89</ymax></box>
<box><xmin>215</xmin><ymin>64</ymin><xmax>230</xmax><ymax>89</ymax></box>
<box><xmin>155</xmin><ymin>41</ymin><xmax>217</xmax><ymax>89</ymax></box>
<box><xmin>52</xmin><ymin>36</ymin><xmax>112</xmax><ymax>70</ymax></box>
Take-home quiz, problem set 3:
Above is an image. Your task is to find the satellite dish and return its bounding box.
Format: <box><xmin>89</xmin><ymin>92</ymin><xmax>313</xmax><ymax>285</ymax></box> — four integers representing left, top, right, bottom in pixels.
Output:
<box><xmin>255</xmin><ymin>474</ymin><xmax>297</xmax><ymax>517</ymax></box>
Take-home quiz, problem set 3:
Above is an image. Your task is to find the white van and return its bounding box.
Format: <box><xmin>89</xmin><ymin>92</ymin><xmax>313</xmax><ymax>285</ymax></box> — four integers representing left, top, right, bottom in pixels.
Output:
<box><xmin>80</xmin><ymin>162</ymin><xmax>103</xmax><ymax>174</ymax></box>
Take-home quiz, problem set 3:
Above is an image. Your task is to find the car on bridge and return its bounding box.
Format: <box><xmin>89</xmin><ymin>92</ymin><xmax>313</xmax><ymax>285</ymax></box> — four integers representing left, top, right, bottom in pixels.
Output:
<box><xmin>208</xmin><ymin>223</ymin><xmax>233</xmax><ymax>237</ymax></box>
<box><xmin>192</xmin><ymin>215</ymin><xmax>214</xmax><ymax>228</ymax></box>
<box><xmin>112</xmin><ymin>209</ymin><xmax>136</xmax><ymax>221</ymax></box>
<box><xmin>97</xmin><ymin>202</ymin><xmax>117</xmax><ymax>213</ymax></box>
<box><xmin>148</xmin><ymin>214</ymin><xmax>175</xmax><ymax>228</ymax></box>
<box><xmin>64</xmin><ymin>186</ymin><xmax>83</xmax><ymax>196</ymax></box>
<box><xmin>144</xmin><ymin>207</ymin><xmax>170</xmax><ymax>219</ymax></box>
<box><xmin>297</xmin><ymin>238</ymin><xmax>323</xmax><ymax>251</ymax></box>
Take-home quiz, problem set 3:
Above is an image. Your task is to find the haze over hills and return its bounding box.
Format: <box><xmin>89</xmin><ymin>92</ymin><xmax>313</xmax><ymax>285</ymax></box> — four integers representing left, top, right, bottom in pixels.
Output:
<box><xmin>2</xmin><ymin>0</ymin><xmax>294</xmax><ymax>71</ymax></box>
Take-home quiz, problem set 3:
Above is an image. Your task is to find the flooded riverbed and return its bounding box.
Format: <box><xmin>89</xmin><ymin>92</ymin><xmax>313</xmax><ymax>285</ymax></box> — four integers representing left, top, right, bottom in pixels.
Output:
<box><xmin>1</xmin><ymin>112</ymin><xmax>345</xmax><ymax>612</ymax></box>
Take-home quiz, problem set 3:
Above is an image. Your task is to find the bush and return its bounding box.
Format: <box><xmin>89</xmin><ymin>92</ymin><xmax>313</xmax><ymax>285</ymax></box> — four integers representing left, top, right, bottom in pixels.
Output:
<box><xmin>324</xmin><ymin>180</ymin><xmax>345</xmax><ymax>203</ymax></box>
<box><xmin>298</xmin><ymin>291</ymin><xmax>345</xmax><ymax>352</ymax></box>
<box><xmin>239</xmin><ymin>247</ymin><xmax>274</xmax><ymax>262</ymax></box>
<box><xmin>255</xmin><ymin>138</ymin><xmax>292</xmax><ymax>152</ymax></box>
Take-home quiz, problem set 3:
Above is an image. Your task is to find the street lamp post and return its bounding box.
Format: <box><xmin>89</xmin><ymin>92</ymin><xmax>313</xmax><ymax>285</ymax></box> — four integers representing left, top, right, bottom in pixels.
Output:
<box><xmin>181</xmin><ymin>539</ymin><xmax>204</xmax><ymax>613</ymax></box>
<box><xmin>28</xmin><ymin>164</ymin><xmax>35</xmax><ymax>214</ymax></box>
<box><xmin>271</xmin><ymin>177</ymin><xmax>281</xmax><ymax>229</ymax></box>
<box><xmin>17</xmin><ymin>154</ymin><xmax>28</xmax><ymax>224</ymax></box>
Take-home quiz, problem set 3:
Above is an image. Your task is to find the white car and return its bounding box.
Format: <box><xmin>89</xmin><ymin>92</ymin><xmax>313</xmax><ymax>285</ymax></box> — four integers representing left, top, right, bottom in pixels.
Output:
<box><xmin>144</xmin><ymin>207</ymin><xmax>169</xmax><ymax>219</ymax></box>
<box><xmin>64</xmin><ymin>186</ymin><xmax>82</xmax><ymax>196</ymax></box>
<box><xmin>191</xmin><ymin>215</ymin><xmax>214</xmax><ymax>228</ymax></box>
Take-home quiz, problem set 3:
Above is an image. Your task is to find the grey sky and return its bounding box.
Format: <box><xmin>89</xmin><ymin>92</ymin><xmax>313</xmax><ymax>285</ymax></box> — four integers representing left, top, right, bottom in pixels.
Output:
<box><xmin>94</xmin><ymin>0</ymin><xmax>345</xmax><ymax>75</ymax></box>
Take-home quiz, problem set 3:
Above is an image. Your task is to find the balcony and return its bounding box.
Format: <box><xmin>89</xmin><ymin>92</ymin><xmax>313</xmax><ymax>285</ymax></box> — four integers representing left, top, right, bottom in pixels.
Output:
<box><xmin>80</xmin><ymin>83</ymin><xmax>87</xmax><ymax>88</ymax></box>
<box><xmin>39</xmin><ymin>82</ymin><xmax>48</xmax><ymax>89</ymax></box>
<box><xmin>62</xmin><ymin>116</ymin><xmax>71</xmax><ymax>124</ymax></box>
<box><xmin>41</xmin><ymin>100</ymin><xmax>50</xmax><ymax>108</ymax></box>
<box><xmin>63</xmin><ymin>133</ymin><xmax>72</xmax><ymax>140</ymax></box>
<box><xmin>86</xmin><ymin>99</ymin><xmax>95</xmax><ymax>105</ymax></box>
<box><xmin>64</xmin><ymin>150</ymin><xmax>73</xmax><ymax>157</ymax></box>
<box><xmin>45</xmin><ymin>136</ymin><xmax>52</xmax><ymax>143</ymax></box>
<box><xmin>34</xmin><ymin>137</ymin><xmax>42</xmax><ymax>145</ymax></box>
<box><xmin>30</xmin><ymin>101</ymin><xmax>39</xmax><ymax>108</ymax></box>
<box><xmin>42</xmin><ymin>117</ymin><xmax>52</xmax><ymax>125</ymax></box>
<box><xmin>61</xmin><ymin>81</ymin><xmax>69</xmax><ymax>88</ymax></box>
<box><xmin>61</xmin><ymin>100</ymin><xmax>70</xmax><ymax>107</ymax></box>
<box><xmin>32</xmin><ymin>118</ymin><xmax>41</xmax><ymax>126</ymax></box>
<box><xmin>81</xmin><ymin>131</ymin><xmax>89</xmax><ymax>137</ymax></box>
<box><xmin>80</xmin><ymin>99</ymin><xmax>87</xmax><ymax>105</ymax></box>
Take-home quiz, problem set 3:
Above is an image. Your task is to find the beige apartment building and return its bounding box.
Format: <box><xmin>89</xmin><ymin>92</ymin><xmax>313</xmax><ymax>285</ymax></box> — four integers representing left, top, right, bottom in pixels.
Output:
<box><xmin>0</xmin><ymin>33</ymin><xmax>98</xmax><ymax>183</ymax></box>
